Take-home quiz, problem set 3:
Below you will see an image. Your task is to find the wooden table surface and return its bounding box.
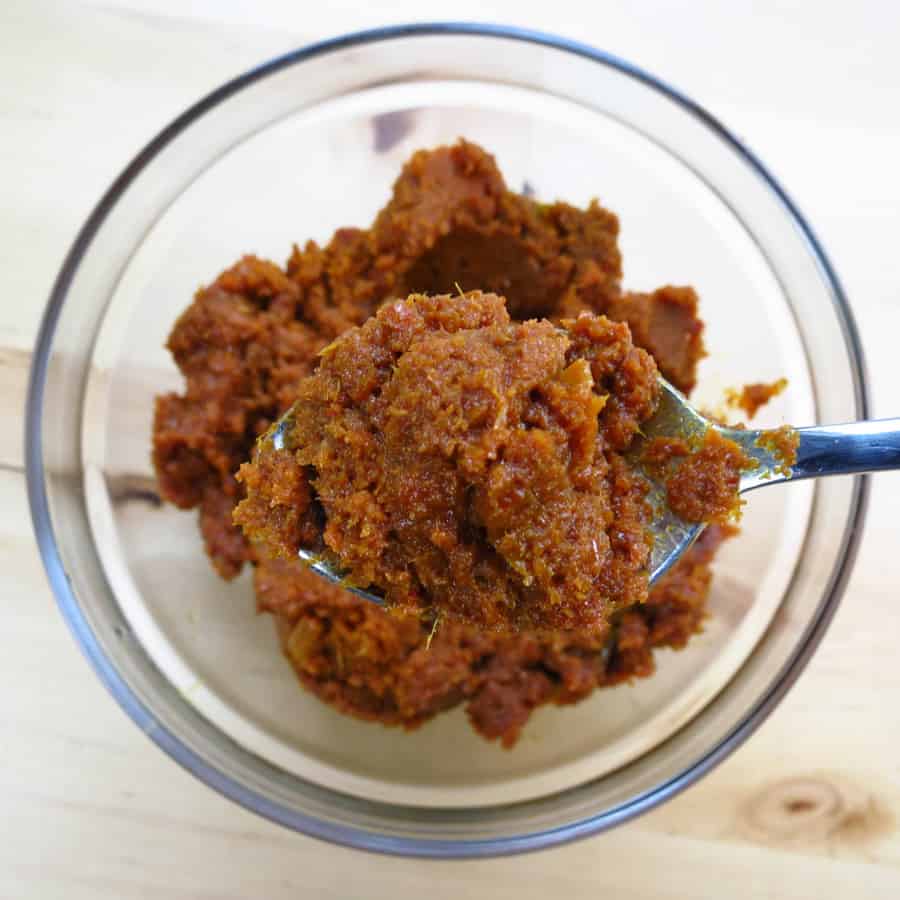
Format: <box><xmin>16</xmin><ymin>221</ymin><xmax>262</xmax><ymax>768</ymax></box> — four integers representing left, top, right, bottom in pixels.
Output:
<box><xmin>4</xmin><ymin>1</ymin><xmax>900</xmax><ymax>896</ymax></box>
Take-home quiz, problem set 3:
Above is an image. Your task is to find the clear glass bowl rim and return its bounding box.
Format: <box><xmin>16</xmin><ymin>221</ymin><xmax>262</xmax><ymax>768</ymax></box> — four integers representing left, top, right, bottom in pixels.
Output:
<box><xmin>25</xmin><ymin>22</ymin><xmax>870</xmax><ymax>857</ymax></box>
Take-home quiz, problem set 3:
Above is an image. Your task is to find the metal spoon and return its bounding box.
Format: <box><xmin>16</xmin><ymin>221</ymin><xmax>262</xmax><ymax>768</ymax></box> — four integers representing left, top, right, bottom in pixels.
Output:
<box><xmin>270</xmin><ymin>378</ymin><xmax>900</xmax><ymax>605</ymax></box>
<box><xmin>633</xmin><ymin>379</ymin><xmax>899</xmax><ymax>584</ymax></box>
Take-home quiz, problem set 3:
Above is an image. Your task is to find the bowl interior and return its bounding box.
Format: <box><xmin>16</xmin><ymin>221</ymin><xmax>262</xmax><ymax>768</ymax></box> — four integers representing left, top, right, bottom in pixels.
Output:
<box><xmin>82</xmin><ymin>77</ymin><xmax>815</xmax><ymax>807</ymax></box>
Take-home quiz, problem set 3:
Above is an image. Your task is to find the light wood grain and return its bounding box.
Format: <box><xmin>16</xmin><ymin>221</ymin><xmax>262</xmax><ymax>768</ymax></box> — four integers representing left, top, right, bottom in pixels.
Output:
<box><xmin>4</xmin><ymin>1</ymin><xmax>900</xmax><ymax>896</ymax></box>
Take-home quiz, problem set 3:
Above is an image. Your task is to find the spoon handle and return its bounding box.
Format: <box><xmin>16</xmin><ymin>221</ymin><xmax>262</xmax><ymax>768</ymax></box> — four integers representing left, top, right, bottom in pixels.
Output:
<box><xmin>791</xmin><ymin>418</ymin><xmax>900</xmax><ymax>481</ymax></box>
<box><xmin>735</xmin><ymin>417</ymin><xmax>900</xmax><ymax>492</ymax></box>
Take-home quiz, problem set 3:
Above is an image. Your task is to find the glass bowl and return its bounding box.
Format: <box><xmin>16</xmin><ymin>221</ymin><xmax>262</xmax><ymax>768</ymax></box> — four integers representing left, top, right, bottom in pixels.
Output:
<box><xmin>26</xmin><ymin>24</ymin><xmax>869</xmax><ymax>857</ymax></box>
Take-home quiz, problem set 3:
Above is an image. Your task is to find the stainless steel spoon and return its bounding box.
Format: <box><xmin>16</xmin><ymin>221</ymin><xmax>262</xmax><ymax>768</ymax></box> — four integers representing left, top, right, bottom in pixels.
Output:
<box><xmin>633</xmin><ymin>379</ymin><xmax>899</xmax><ymax>584</ymax></box>
<box><xmin>270</xmin><ymin>377</ymin><xmax>900</xmax><ymax>605</ymax></box>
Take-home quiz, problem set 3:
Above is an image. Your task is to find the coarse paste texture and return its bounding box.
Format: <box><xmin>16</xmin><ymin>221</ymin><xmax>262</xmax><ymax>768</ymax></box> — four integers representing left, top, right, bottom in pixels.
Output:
<box><xmin>235</xmin><ymin>292</ymin><xmax>661</xmax><ymax>631</ymax></box>
<box><xmin>153</xmin><ymin>140</ymin><xmax>720</xmax><ymax>745</ymax></box>
<box><xmin>256</xmin><ymin>525</ymin><xmax>730</xmax><ymax>747</ymax></box>
<box><xmin>643</xmin><ymin>431</ymin><xmax>755</xmax><ymax>525</ymax></box>
<box><xmin>726</xmin><ymin>378</ymin><xmax>788</xmax><ymax>420</ymax></box>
